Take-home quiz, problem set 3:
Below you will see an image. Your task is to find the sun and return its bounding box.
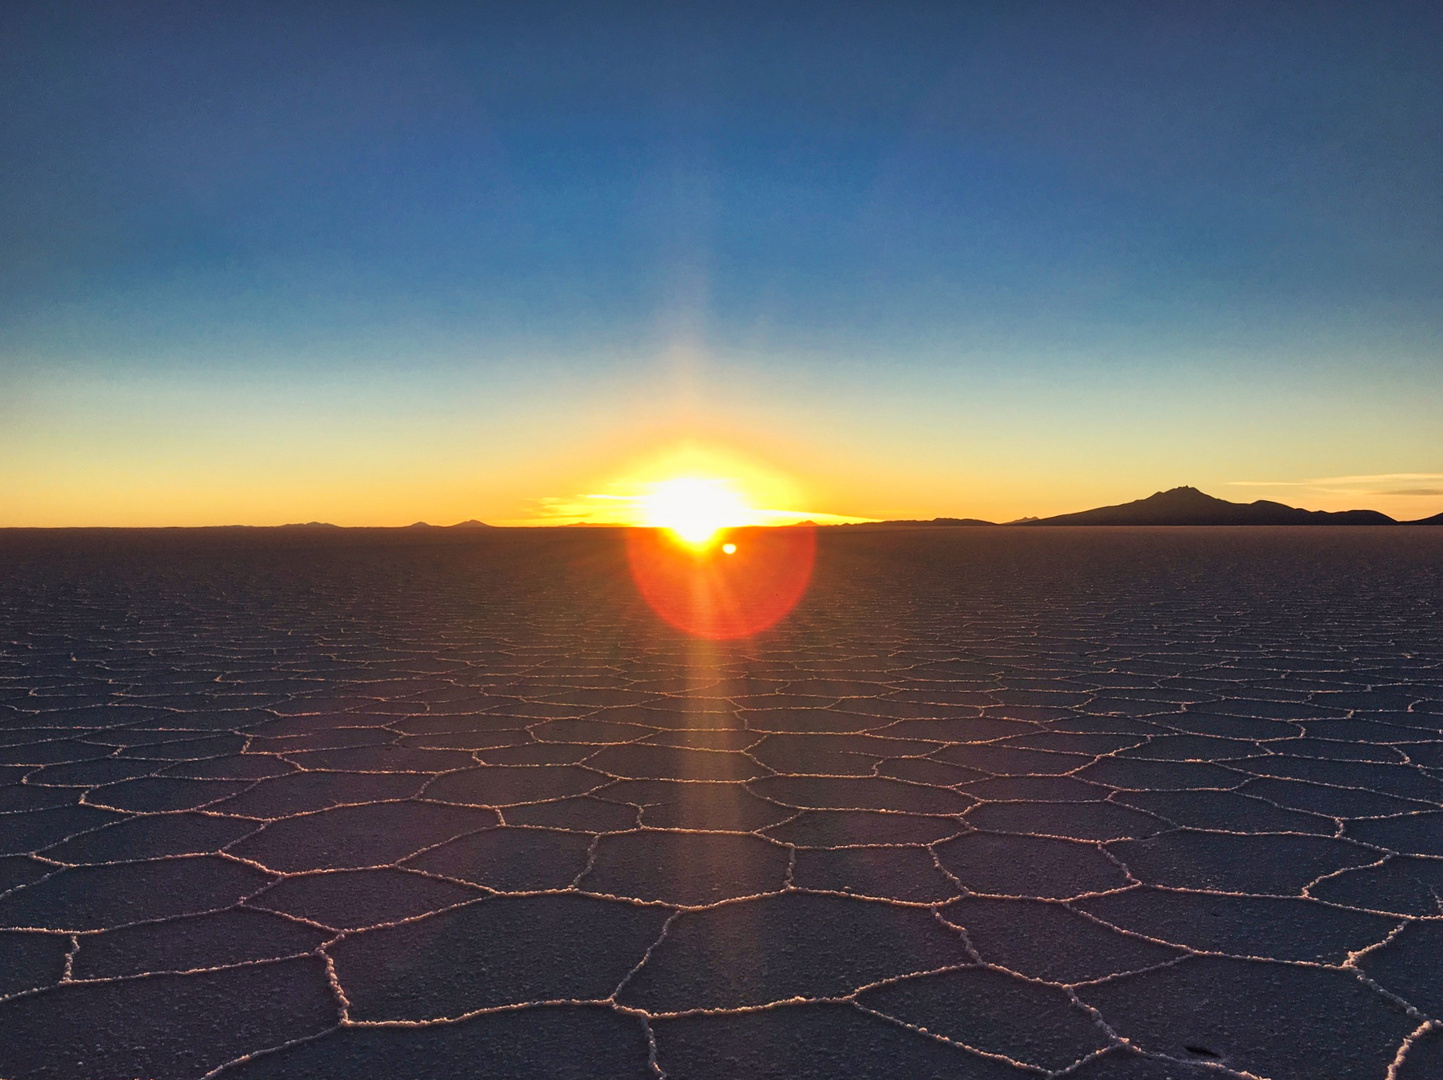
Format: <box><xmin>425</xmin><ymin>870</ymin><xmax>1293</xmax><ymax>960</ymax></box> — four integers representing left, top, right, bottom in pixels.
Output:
<box><xmin>640</xmin><ymin>476</ymin><xmax>752</xmax><ymax>547</ymax></box>
<box><xmin>527</xmin><ymin>441</ymin><xmax>873</xmax><ymax>532</ymax></box>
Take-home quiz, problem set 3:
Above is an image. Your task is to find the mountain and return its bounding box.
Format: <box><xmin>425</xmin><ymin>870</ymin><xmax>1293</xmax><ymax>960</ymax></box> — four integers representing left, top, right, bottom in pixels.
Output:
<box><xmin>1029</xmin><ymin>487</ymin><xmax>1397</xmax><ymax>526</ymax></box>
<box><xmin>1408</xmin><ymin>510</ymin><xmax>1443</xmax><ymax>525</ymax></box>
<box><xmin>450</xmin><ymin>519</ymin><xmax>494</xmax><ymax>528</ymax></box>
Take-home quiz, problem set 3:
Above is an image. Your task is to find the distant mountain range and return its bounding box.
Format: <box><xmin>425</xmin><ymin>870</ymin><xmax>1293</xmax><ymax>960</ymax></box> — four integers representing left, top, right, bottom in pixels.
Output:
<box><xmin>858</xmin><ymin>487</ymin><xmax>1443</xmax><ymax>527</ymax></box>
<box><xmin>280</xmin><ymin>519</ymin><xmax>496</xmax><ymax>529</ymax></box>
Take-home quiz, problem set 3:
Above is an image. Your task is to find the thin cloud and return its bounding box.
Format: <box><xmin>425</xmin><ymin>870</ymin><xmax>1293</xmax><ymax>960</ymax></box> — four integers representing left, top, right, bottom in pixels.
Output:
<box><xmin>519</xmin><ymin>493</ymin><xmax>868</xmax><ymax>527</ymax></box>
<box><xmin>1230</xmin><ymin>473</ymin><xmax>1443</xmax><ymax>494</ymax></box>
<box><xmin>1310</xmin><ymin>473</ymin><xmax>1443</xmax><ymax>485</ymax></box>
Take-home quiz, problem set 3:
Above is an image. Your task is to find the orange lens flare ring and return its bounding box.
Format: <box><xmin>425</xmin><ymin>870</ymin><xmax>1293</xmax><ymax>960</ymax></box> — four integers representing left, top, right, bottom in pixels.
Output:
<box><xmin>626</xmin><ymin>526</ymin><xmax>816</xmax><ymax>639</ymax></box>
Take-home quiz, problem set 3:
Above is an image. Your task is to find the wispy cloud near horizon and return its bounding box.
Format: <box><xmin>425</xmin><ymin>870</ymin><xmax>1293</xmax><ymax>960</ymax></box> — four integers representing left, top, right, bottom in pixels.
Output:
<box><xmin>519</xmin><ymin>492</ymin><xmax>868</xmax><ymax>528</ymax></box>
<box><xmin>1229</xmin><ymin>473</ymin><xmax>1443</xmax><ymax>497</ymax></box>
<box><xmin>1232</xmin><ymin>473</ymin><xmax>1443</xmax><ymax>485</ymax></box>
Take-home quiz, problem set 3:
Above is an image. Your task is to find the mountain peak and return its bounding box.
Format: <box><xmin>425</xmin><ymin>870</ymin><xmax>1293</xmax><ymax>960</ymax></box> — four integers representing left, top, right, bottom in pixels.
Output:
<box><xmin>1146</xmin><ymin>486</ymin><xmax>1217</xmax><ymax>502</ymax></box>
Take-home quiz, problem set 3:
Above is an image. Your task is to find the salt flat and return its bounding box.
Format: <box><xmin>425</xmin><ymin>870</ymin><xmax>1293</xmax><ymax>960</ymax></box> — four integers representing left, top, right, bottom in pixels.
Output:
<box><xmin>0</xmin><ymin>527</ymin><xmax>1440</xmax><ymax>1079</ymax></box>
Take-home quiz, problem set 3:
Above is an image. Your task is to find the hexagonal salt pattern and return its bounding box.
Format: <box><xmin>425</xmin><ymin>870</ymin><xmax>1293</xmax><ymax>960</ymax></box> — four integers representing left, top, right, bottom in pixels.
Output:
<box><xmin>0</xmin><ymin>526</ymin><xmax>1439</xmax><ymax>1078</ymax></box>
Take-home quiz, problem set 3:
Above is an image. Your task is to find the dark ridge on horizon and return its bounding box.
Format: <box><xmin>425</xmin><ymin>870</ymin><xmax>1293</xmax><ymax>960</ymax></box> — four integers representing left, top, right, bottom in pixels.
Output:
<box><xmin>1026</xmin><ymin>486</ymin><xmax>1403</xmax><ymax>526</ymax></box>
<box><xmin>0</xmin><ymin>521</ymin><xmax>499</xmax><ymax>532</ymax></box>
<box><xmin>851</xmin><ymin>486</ymin><xmax>1440</xmax><ymax>527</ymax></box>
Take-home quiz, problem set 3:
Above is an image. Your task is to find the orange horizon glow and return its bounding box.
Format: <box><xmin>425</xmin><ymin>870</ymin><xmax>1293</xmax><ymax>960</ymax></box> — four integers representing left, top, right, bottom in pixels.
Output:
<box><xmin>6</xmin><ymin>389</ymin><xmax>1443</xmax><ymax>528</ymax></box>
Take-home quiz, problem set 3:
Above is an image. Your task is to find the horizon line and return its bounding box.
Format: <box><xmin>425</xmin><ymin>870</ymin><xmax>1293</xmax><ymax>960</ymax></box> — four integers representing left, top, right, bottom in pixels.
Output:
<box><xmin>5</xmin><ymin>484</ymin><xmax>1443</xmax><ymax>530</ymax></box>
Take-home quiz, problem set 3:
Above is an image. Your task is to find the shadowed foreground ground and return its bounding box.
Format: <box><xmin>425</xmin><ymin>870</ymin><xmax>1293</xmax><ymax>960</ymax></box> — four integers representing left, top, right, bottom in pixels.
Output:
<box><xmin>1</xmin><ymin>526</ymin><xmax>1441</xmax><ymax>1079</ymax></box>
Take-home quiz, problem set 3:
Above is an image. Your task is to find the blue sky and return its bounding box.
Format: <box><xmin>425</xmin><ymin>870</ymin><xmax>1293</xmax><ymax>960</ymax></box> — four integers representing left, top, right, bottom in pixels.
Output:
<box><xmin>3</xmin><ymin>1</ymin><xmax>1441</xmax><ymax>524</ymax></box>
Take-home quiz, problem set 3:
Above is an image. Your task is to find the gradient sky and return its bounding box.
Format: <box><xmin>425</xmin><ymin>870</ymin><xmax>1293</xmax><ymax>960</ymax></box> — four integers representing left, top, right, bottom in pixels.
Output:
<box><xmin>3</xmin><ymin>1</ymin><xmax>1441</xmax><ymax>526</ymax></box>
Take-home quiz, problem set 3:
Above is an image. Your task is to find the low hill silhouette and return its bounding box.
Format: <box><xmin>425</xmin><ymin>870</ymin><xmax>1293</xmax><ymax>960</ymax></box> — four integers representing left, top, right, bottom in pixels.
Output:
<box><xmin>1029</xmin><ymin>486</ymin><xmax>1397</xmax><ymax>526</ymax></box>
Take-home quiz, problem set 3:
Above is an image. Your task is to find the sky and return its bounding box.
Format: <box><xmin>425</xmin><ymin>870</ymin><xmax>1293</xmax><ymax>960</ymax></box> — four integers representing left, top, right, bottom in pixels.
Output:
<box><xmin>3</xmin><ymin>0</ymin><xmax>1441</xmax><ymax>526</ymax></box>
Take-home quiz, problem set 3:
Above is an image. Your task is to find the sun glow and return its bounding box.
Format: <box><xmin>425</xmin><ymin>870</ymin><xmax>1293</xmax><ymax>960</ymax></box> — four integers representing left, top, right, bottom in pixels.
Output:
<box><xmin>640</xmin><ymin>476</ymin><xmax>753</xmax><ymax>546</ymax></box>
<box><xmin>521</xmin><ymin>442</ymin><xmax>873</xmax><ymax>530</ymax></box>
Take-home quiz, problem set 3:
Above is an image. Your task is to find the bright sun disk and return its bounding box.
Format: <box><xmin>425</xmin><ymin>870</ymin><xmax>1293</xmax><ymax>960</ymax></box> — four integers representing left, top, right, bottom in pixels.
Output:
<box><xmin>641</xmin><ymin>477</ymin><xmax>751</xmax><ymax>546</ymax></box>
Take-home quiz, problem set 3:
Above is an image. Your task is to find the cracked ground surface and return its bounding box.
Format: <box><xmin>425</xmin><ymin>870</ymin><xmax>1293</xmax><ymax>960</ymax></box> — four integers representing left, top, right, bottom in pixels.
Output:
<box><xmin>0</xmin><ymin>525</ymin><xmax>1441</xmax><ymax>1079</ymax></box>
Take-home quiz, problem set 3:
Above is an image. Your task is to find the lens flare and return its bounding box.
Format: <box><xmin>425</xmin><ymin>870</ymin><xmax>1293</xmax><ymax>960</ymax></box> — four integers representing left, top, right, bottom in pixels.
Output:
<box><xmin>580</xmin><ymin>449</ymin><xmax>826</xmax><ymax>637</ymax></box>
<box><xmin>627</xmin><ymin>525</ymin><xmax>816</xmax><ymax>639</ymax></box>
